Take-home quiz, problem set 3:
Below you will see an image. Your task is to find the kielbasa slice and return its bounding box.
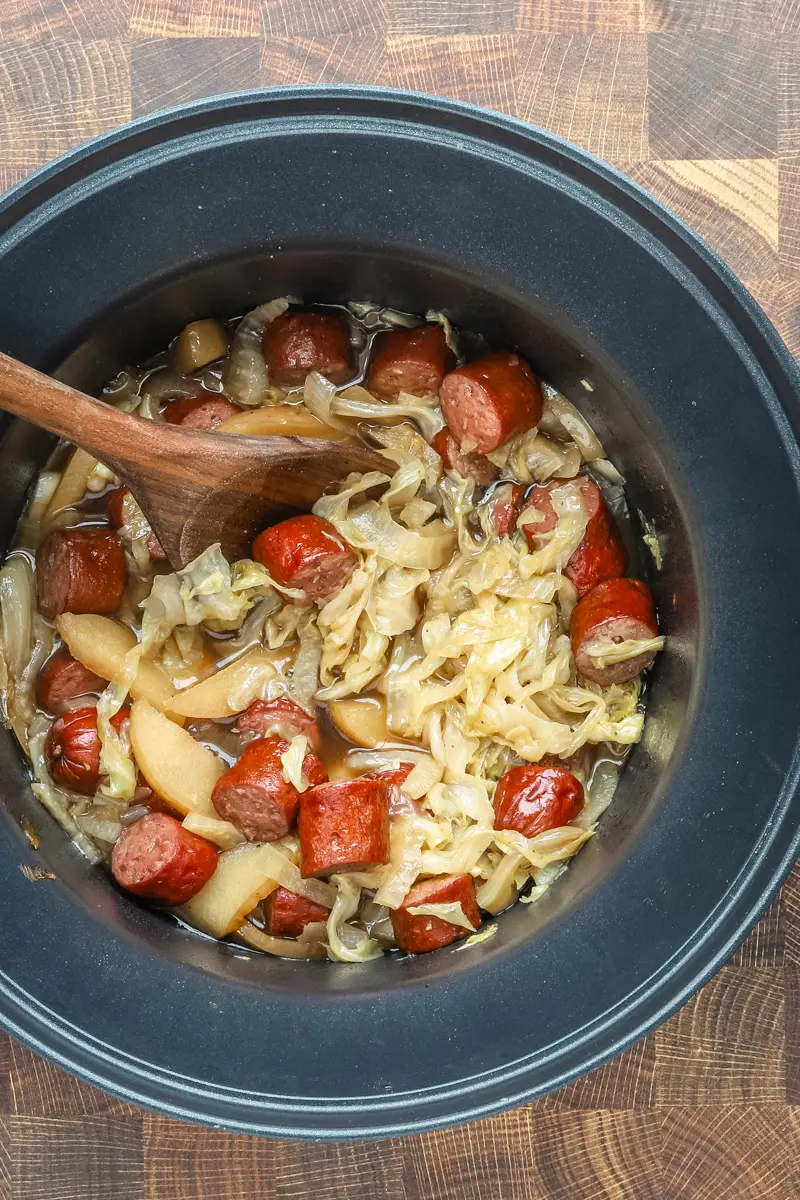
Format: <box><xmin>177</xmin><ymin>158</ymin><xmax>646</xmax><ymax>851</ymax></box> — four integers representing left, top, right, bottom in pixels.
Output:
<box><xmin>111</xmin><ymin>812</ymin><xmax>218</xmax><ymax>905</ymax></box>
<box><xmin>36</xmin><ymin>647</ymin><xmax>103</xmax><ymax>712</ymax></box>
<box><xmin>162</xmin><ymin>394</ymin><xmax>239</xmax><ymax>429</ymax></box>
<box><xmin>262</xmin><ymin>310</ymin><xmax>353</xmax><ymax>387</ymax></box>
<box><xmin>263</xmin><ymin>886</ymin><xmax>329</xmax><ymax>937</ymax></box>
<box><xmin>520</xmin><ymin>478</ymin><xmax>627</xmax><ymax>596</ymax></box>
<box><xmin>485</xmin><ymin>482</ymin><xmax>524</xmax><ymax>536</ymax></box>
<box><xmin>390</xmin><ymin>873</ymin><xmax>481</xmax><ymax>954</ymax></box>
<box><xmin>252</xmin><ymin>514</ymin><xmax>358</xmax><ymax>603</ymax></box>
<box><xmin>235</xmin><ymin>697</ymin><xmax>321</xmax><ymax>750</ymax></box>
<box><xmin>211</xmin><ymin>736</ymin><xmax>328</xmax><ymax>843</ymax></box>
<box><xmin>366</xmin><ymin>324</ymin><xmax>454</xmax><ymax>400</ymax></box>
<box><xmin>36</xmin><ymin>527</ymin><xmax>126</xmax><ymax>620</ymax></box>
<box><xmin>105</xmin><ymin>486</ymin><xmax>128</xmax><ymax>529</ymax></box>
<box><xmin>439</xmin><ymin>351</ymin><xmax>543</xmax><ymax>455</ymax></box>
<box><xmin>45</xmin><ymin>705</ymin><xmax>128</xmax><ymax>795</ymax></box>
<box><xmin>570</xmin><ymin>576</ymin><xmax>660</xmax><ymax>686</ymax></box>
<box><xmin>298</xmin><ymin>777</ymin><xmax>390</xmax><ymax>877</ymax></box>
<box><xmin>431</xmin><ymin>427</ymin><xmax>498</xmax><ymax>486</ymax></box>
<box><xmin>493</xmin><ymin>764</ymin><xmax>584</xmax><ymax>838</ymax></box>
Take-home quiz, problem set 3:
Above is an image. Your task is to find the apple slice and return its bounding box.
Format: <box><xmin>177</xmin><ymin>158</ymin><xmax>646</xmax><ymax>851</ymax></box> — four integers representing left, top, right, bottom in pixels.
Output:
<box><xmin>167</xmin><ymin>647</ymin><xmax>278</xmax><ymax>719</ymax></box>
<box><xmin>129</xmin><ymin>699</ymin><xmax>224</xmax><ymax>817</ymax></box>
<box><xmin>183</xmin><ymin>843</ymin><xmax>282</xmax><ymax>938</ymax></box>
<box><xmin>46</xmin><ymin>448</ymin><xmax>98</xmax><ymax>516</ymax></box>
<box><xmin>56</xmin><ymin>614</ymin><xmax>179</xmax><ymax>717</ymax></box>
<box><xmin>216</xmin><ymin>404</ymin><xmax>346</xmax><ymax>439</ymax></box>
<box><xmin>328</xmin><ymin>696</ymin><xmax>388</xmax><ymax>748</ymax></box>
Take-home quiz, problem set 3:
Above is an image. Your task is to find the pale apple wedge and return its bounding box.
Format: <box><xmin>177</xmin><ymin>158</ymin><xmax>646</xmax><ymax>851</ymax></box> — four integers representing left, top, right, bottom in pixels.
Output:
<box><xmin>183</xmin><ymin>843</ymin><xmax>282</xmax><ymax>938</ymax></box>
<box><xmin>46</xmin><ymin>447</ymin><xmax>98</xmax><ymax>516</ymax></box>
<box><xmin>216</xmin><ymin>404</ymin><xmax>346</xmax><ymax>439</ymax></box>
<box><xmin>129</xmin><ymin>699</ymin><xmax>224</xmax><ymax>817</ymax></box>
<box><xmin>328</xmin><ymin>695</ymin><xmax>389</xmax><ymax>748</ymax></box>
<box><xmin>56</xmin><ymin>614</ymin><xmax>179</xmax><ymax>718</ymax></box>
<box><xmin>166</xmin><ymin>647</ymin><xmax>278</xmax><ymax>719</ymax></box>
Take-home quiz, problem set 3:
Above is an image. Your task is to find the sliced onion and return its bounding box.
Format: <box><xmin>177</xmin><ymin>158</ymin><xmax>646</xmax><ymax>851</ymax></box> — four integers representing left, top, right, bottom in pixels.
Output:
<box><xmin>338</xmin><ymin>387</ymin><xmax>444</xmax><ymax>440</ymax></box>
<box><xmin>77</xmin><ymin>808</ymin><xmax>123</xmax><ymax>844</ymax></box>
<box><xmin>425</xmin><ymin>309</ymin><xmax>459</xmax><ymax>357</ymax></box>
<box><xmin>476</xmin><ymin>852</ymin><xmax>521</xmax><ymax>914</ymax></box>
<box><xmin>348</xmin><ymin>502</ymin><xmax>455</xmax><ymax>569</ymax></box>
<box><xmin>348</xmin><ymin>301</ymin><xmax>418</xmax><ymax>329</ymax></box>
<box><xmin>139</xmin><ymin>369</ymin><xmax>201</xmax><ymax>419</ymax></box>
<box><xmin>0</xmin><ymin>556</ymin><xmax>33</xmax><ymax>680</ymax></box>
<box><xmin>303</xmin><ymin>371</ymin><xmax>352</xmax><ymax>433</ymax></box>
<box><xmin>236</xmin><ymin>922</ymin><xmax>327</xmax><ymax>959</ymax></box>
<box><xmin>542</xmin><ymin>384</ymin><xmax>605</xmax><ymax>461</ymax></box>
<box><xmin>223</xmin><ymin>297</ymin><xmax>295</xmax><ymax>407</ymax></box>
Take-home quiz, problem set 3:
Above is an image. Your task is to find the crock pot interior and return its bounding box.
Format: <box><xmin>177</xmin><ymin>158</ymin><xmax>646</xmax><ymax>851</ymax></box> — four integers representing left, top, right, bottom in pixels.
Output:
<box><xmin>0</xmin><ymin>244</ymin><xmax>696</xmax><ymax>993</ymax></box>
<box><xmin>8</xmin><ymin>93</ymin><xmax>800</xmax><ymax>1136</ymax></box>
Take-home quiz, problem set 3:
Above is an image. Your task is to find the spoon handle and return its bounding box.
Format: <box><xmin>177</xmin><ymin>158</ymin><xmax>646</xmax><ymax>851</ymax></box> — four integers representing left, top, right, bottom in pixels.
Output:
<box><xmin>0</xmin><ymin>352</ymin><xmax>132</xmax><ymax>462</ymax></box>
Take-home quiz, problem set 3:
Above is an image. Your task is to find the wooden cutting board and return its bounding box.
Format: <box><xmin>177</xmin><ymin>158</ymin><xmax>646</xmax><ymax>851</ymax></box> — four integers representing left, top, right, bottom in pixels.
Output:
<box><xmin>0</xmin><ymin>0</ymin><xmax>797</xmax><ymax>1195</ymax></box>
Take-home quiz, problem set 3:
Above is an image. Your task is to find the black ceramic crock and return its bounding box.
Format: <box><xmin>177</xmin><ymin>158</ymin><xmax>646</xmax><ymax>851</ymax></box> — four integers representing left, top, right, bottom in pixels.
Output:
<box><xmin>0</xmin><ymin>86</ymin><xmax>798</xmax><ymax>1140</ymax></box>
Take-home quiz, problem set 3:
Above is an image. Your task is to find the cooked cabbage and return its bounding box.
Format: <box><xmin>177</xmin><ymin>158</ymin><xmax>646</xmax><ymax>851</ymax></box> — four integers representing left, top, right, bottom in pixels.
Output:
<box><xmin>583</xmin><ymin>635</ymin><xmax>666</xmax><ymax>668</ymax></box>
<box><xmin>280</xmin><ymin>735</ymin><xmax>311</xmax><ymax>792</ymax></box>
<box><xmin>406</xmin><ymin>902</ymin><xmax>477</xmax><ymax>931</ymax></box>
<box><xmin>326</xmin><ymin>875</ymin><xmax>383</xmax><ymax>962</ymax></box>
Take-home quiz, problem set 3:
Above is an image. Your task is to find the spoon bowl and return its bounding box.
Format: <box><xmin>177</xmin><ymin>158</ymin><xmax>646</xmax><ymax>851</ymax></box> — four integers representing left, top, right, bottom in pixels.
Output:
<box><xmin>0</xmin><ymin>350</ymin><xmax>391</xmax><ymax>565</ymax></box>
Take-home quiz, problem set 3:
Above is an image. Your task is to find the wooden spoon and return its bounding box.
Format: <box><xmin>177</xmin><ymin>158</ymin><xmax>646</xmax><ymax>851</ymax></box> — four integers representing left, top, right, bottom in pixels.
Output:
<box><xmin>0</xmin><ymin>351</ymin><xmax>393</xmax><ymax>567</ymax></box>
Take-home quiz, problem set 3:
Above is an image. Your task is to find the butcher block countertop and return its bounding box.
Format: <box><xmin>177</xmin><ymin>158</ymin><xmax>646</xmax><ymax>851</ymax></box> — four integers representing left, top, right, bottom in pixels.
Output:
<box><xmin>0</xmin><ymin>0</ymin><xmax>798</xmax><ymax>1195</ymax></box>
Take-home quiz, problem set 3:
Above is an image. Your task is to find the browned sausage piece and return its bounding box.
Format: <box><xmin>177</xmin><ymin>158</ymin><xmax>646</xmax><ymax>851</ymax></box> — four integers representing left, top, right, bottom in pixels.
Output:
<box><xmin>390</xmin><ymin>874</ymin><xmax>481</xmax><ymax>954</ymax></box>
<box><xmin>211</xmin><ymin>736</ymin><xmax>328</xmax><ymax>843</ymax></box>
<box><xmin>298</xmin><ymin>777</ymin><xmax>390</xmax><ymax>878</ymax></box>
<box><xmin>36</xmin><ymin>527</ymin><xmax>126</xmax><ymax>620</ymax></box>
<box><xmin>439</xmin><ymin>351</ymin><xmax>543</xmax><ymax>454</ymax></box>
<box><xmin>262</xmin><ymin>310</ymin><xmax>353</xmax><ymax>387</ymax></box>
<box><xmin>570</xmin><ymin>577</ymin><xmax>660</xmax><ymax>686</ymax></box>
<box><xmin>252</xmin><ymin>514</ymin><xmax>358</xmax><ymax>603</ymax></box>
<box><xmin>36</xmin><ymin>647</ymin><xmax>104</xmax><ymax>712</ymax></box>
<box><xmin>431</xmin><ymin>427</ymin><xmax>498</xmax><ymax>486</ymax></box>
<box><xmin>493</xmin><ymin>764</ymin><xmax>584</xmax><ymax>838</ymax></box>
<box><xmin>111</xmin><ymin>812</ymin><xmax>218</xmax><ymax>905</ymax></box>
<box><xmin>162</xmin><ymin>394</ymin><xmax>239</xmax><ymax>429</ymax></box>
<box><xmin>105</xmin><ymin>486</ymin><xmax>129</xmax><ymax>529</ymax></box>
<box><xmin>235</xmin><ymin>698</ymin><xmax>321</xmax><ymax>750</ymax></box>
<box><xmin>45</xmin><ymin>706</ymin><xmax>128</xmax><ymax>795</ymax></box>
<box><xmin>520</xmin><ymin>478</ymin><xmax>627</xmax><ymax>597</ymax></box>
<box><xmin>365</xmin><ymin>324</ymin><xmax>454</xmax><ymax>400</ymax></box>
<box><xmin>485</xmin><ymin>482</ymin><xmax>523</xmax><ymax>536</ymax></box>
<box><xmin>263</xmin><ymin>886</ymin><xmax>329</xmax><ymax>937</ymax></box>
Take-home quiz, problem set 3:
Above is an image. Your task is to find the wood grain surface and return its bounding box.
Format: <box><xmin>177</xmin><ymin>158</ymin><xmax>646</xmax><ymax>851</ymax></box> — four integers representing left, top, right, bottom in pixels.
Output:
<box><xmin>0</xmin><ymin>0</ymin><xmax>799</xmax><ymax>1195</ymax></box>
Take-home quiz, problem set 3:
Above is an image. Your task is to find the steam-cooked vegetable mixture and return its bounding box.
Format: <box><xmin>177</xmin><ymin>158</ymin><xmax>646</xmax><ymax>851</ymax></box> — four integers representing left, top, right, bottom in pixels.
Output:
<box><xmin>0</xmin><ymin>301</ymin><xmax>664</xmax><ymax>961</ymax></box>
